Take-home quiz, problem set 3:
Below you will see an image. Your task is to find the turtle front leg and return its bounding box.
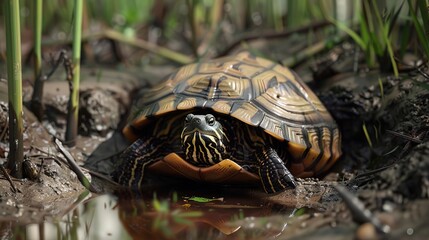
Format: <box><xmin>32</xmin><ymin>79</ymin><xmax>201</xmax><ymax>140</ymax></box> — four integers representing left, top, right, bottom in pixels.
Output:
<box><xmin>112</xmin><ymin>137</ymin><xmax>166</xmax><ymax>189</ymax></box>
<box><xmin>256</xmin><ymin>147</ymin><xmax>297</xmax><ymax>193</ymax></box>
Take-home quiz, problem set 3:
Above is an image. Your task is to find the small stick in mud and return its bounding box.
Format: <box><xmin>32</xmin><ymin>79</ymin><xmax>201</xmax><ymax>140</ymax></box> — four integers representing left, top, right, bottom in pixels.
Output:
<box><xmin>354</xmin><ymin>165</ymin><xmax>395</xmax><ymax>179</ymax></box>
<box><xmin>385</xmin><ymin>129</ymin><xmax>423</xmax><ymax>144</ymax></box>
<box><xmin>31</xmin><ymin>50</ymin><xmax>69</xmax><ymax>120</ymax></box>
<box><xmin>30</xmin><ymin>146</ymin><xmax>64</xmax><ymax>167</ymax></box>
<box><xmin>217</xmin><ymin>21</ymin><xmax>331</xmax><ymax>57</ymax></box>
<box><xmin>82</xmin><ymin>168</ymin><xmax>120</xmax><ymax>187</ymax></box>
<box><xmin>333</xmin><ymin>185</ymin><xmax>389</xmax><ymax>234</ymax></box>
<box><xmin>390</xmin><ymin>130</ymin><xmax>427</xmax><ymax>160</ymax></box>
<box><xmin>63</xmin><ymin>52</ymin><xmax>78</xmax><ymax>147</ymax></box>
<box><xmin>0</xmin><ymin>163</ymin><xmax>18</xmax><ymax>193</ymax></box>
<box><xmin>416</xmin><ymin>64</ymin><xmax>429</xmax><ymax>79</ymax></box>
<box><xmin>54</xmin><ymin>138</ymin><xmax>100</xmax><ymax>193</ymax></box>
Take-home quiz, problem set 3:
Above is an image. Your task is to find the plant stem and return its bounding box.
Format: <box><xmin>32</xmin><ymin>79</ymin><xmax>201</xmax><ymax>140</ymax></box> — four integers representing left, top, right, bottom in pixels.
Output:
<box><xmin>103</xmin><ymin>30</ymin><xmax>194</xmax><ymax>64</ymax></box>
<box><xmin>282</xmin><ymin>33</ymin><xmax>347</xmax><ymax>67</ymax></box>
<box><xmin>186</xmin><ymin>0</ymin><xmax>198</xmax><ymax>58</ymax></box>
<box><xmin>65</xmin><ymin>0</ymin><xmax>83</xmax><ymax>147</ymax></box>
<box><xmin>218</xmin><ymin>21</ymin><xmax>331</xmax><ymax>57</ymax></box>
<box><xmin>211</xmin><ymin>0</ymin><xmax>224</xmax><ymax>32</ymax></box>
<box><xmin>4</xmin><ymin>0</ymin><xmax>24</xmax><ymax>178</ymax></box>
<box><xmin>30</xmin><ymin>0</ymin><xmax>44</xmax><ymax>120</ymax></box>
<box><xmin>41</xmin><ymin>30</ymin><xmax>194</xmax><ymax>64</ymax></box>
<box><xmin>412</xmin><ymin>0</ymin><xmax>429</xmax><ymax>59</ymax></box>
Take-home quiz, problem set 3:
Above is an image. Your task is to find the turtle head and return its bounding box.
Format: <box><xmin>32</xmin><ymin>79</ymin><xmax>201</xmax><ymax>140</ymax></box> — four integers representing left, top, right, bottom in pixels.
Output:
<box><xmin>181</xmin><ymin>113</ymin><xmax>229</xmax><ymax>166</ymax></box>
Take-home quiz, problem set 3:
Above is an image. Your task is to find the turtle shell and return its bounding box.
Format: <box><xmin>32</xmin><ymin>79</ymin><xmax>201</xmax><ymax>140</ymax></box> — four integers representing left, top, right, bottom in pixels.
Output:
<box><xmin>124</xmin><ymin>52</ymin><xmax>341</xmax><ymax>179</ymax></box>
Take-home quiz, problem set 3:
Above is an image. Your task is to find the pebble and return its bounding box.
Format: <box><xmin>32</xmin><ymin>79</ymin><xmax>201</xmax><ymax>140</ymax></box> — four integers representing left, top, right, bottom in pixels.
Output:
<box><xmin>355</xmin><ymin>223</ymin><xmax>378</xmax><ymax>240</ymax></box>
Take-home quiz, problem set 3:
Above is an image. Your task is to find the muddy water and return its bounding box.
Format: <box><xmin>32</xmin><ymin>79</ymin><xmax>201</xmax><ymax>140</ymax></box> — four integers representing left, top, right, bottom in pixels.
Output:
<box><xmin>9</xmin><ymin>188</ymin><xmax>313</xmax><ymax>240</ymax></box>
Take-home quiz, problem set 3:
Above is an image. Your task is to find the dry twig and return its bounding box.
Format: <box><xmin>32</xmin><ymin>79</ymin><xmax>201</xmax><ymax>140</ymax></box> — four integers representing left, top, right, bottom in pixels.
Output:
<box><xmin>54</xmin><ymin>138</ymin><xmax>100</xmax><ymax>193</ymax></box>
<box><xmin>386</xmin><ymin>129</ymin><xmax>423</xmax><ymax>144</ymax></box>
<box><xmin>333</xmin><ymin>185</ymin><xmax>389</xmax><ymax>234</ymax></box>
<box><xmin>0</xmin><ymin>163</ymin><xmax>18</xmax><ymax>193</ymax></box>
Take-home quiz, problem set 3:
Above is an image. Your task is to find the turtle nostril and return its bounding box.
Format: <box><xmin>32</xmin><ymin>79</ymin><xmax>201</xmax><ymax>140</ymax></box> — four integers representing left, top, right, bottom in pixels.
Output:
<box><xmin>194</xmin><ymin>119</ymin><xmax>201</xmax><ymax>124</ymax></box>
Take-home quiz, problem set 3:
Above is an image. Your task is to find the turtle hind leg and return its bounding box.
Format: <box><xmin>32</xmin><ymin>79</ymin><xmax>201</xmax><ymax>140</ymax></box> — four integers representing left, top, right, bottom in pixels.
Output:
<box><xmin>256</xmin><ymin>147</ymin><xmax>297</xmax><ymax>194</ymax></box>
<box><xmin>112</xmin><ymin>137</ymin><xmax>166</xmax><ymax>189</ymax></box>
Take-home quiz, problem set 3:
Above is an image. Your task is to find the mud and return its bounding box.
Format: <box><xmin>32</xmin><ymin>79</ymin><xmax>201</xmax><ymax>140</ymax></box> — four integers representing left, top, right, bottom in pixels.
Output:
<box><xmin>0</xmin><ymin>100</ymin><xmax>87</xmax><ymax>224</ymax></box>
<box><xmin>0</xmin><ymin>67</ymin><xmax>141</xmax><ymax>224</ymax></box>
<box><xmin>315</xmin><ymin>60</ymin><xmax>429</xmax><ymax>239</ymax></box>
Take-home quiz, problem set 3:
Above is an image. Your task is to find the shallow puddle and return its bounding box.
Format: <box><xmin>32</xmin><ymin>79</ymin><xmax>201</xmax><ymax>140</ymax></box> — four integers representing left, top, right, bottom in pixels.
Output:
<box><xmin>8</xmin><ymin>186</ymin><xmax>318</xmax><ymax>240</ymax></box>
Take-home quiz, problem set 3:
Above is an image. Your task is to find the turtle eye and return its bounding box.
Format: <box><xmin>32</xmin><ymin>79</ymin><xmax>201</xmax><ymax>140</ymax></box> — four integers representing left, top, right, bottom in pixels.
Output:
<box><xmin>206</xmin><ymin>114</ymin><xmax>216</xmax><ymax>126</ymax></box>
<box><xmin>185</xmin><ymin>114</ymin><xmax>194</xmax><ymax>124</ymax></box>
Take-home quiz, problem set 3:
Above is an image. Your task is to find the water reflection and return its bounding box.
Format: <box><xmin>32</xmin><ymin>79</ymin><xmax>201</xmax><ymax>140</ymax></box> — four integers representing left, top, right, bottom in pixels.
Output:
<box><xmin>12</xmin><ymin>193</ymin><xmax>131</xmax><ymax>240</ymax></box>
<box><xmin>10</xmin><ymin>186</ymin><xmax>305</xmax><ymax>240</ymax></box>
<box><xmin>116</xmin><ymin>188</ymin><xmax>295</xmax><ymax>239</ymax></box>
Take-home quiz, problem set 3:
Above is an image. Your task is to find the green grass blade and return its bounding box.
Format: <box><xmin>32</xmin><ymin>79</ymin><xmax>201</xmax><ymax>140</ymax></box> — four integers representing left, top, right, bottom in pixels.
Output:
<box><xmin>362</xmin><ymin>122</ymin><xmax>373</xmax><ymax>148</ymax></box>
<box><xmin>373</xmin><ymin>125</ymin><xmax>379</xmax><ymax>143</ymax></box>
<box><xmin>387</xmin><ymin>0</ymin><xmax>406</xmax><ymax>36</ymax></box>
<box><xmin>358</xmin><ymin>12</ymin><xmax>370</xmax><ymax>45</ymax></box>
<box><xmin>417</xmin><ymin>0</ymin><xmax>429</xmax><ymax>36</ymax></box>
<box><xmin>399</xmin><ymin>20</ymin><xmax>413</xmax><ymax>58</ymax></box>
<box><xmin>409</xmin><ymin>0</ymin><xmax>429</xmax><ymax>59</ymax></box>
<box><xmin>378</xmin><ymin>77</ymin><xmax>384</xmax><ymax>99</ymax></box>
<box><xmin>358</xmin><ymin>12</ymin><xmax>376</xmax><ymax>66</ymax></box>
<box><xmin>363</xmin><ymin>0</ymin><xmax>374</xmax><ymax>32</ymax></box>
<box><xmin>369</xmin><ymin>31</ymin><xmax>383</xmax><ymax>56</ymax></box>
<box><xmin>328</xmin><ymin>16</ymin><xmax>367</xmax><ymax>50</ymax></box>
<box><xmin>371</xmin><ymin>0</ymin><xmax>398</xmax><ymax>77</ymax></box>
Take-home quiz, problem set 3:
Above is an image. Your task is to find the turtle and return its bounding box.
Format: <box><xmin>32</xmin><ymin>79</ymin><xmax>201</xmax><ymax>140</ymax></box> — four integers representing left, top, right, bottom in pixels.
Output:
<box><xmin>112</xmin><ymin>52</ymin><xmax>341</xmax><ymax>193</ymax></box>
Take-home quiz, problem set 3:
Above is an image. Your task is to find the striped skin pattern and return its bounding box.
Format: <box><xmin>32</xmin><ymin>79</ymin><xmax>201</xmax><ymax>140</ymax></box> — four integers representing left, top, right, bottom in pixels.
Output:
<box><xmin>116</xmin><ymin>52</ymin><xmax>342</xmax><ymax>190</ymax></box>
<box><xmin>113</xmin><ymin>112</ymin><xmax>185</xmax><ymax>188</ymax></box>
<box><xmin>113</xmin><ymin>137</ymin><xmax>167</xmax><ymax>189</ymax></box>
<box><xmin>181</xmin><ymin>114</ymin><xmax>229</xmax><ymax>166</ymax></box>
<box><xmin>256</xmin><ymin>147</ymin><xmax>296</xmax><ymax>193</ymax></box>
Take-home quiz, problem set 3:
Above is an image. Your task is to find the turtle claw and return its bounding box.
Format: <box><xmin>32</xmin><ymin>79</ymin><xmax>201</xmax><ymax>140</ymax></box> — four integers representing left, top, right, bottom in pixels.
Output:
<box><xmin>260</xmin><ymin>165</ymin><xmax>297</xmax><ymax>194</ymax></box>
<box><xmin>257</xmin><ymin>147</ymin><xmax>296</xmax><ymax>194</ymax></box>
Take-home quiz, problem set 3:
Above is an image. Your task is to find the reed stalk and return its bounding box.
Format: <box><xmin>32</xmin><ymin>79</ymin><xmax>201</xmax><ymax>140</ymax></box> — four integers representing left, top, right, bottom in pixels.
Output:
<box><xmin>30</xmin><ymin>0</ymin><xmax>44</xmax><ymax>120</ymax></box>
<box><xmin>4</xmin><ymin>0</ymin><xmax>24</xmax><ymax>178</ymax></box>
<box><xmin>65</xmin><ymin>0</ymin><xmax>83</xmax><ymax>146</ymax></box>
<box><xmin>186</xmin><ymin>0</ymin><xmax>198</xmax><ymax>58</ymax></box>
